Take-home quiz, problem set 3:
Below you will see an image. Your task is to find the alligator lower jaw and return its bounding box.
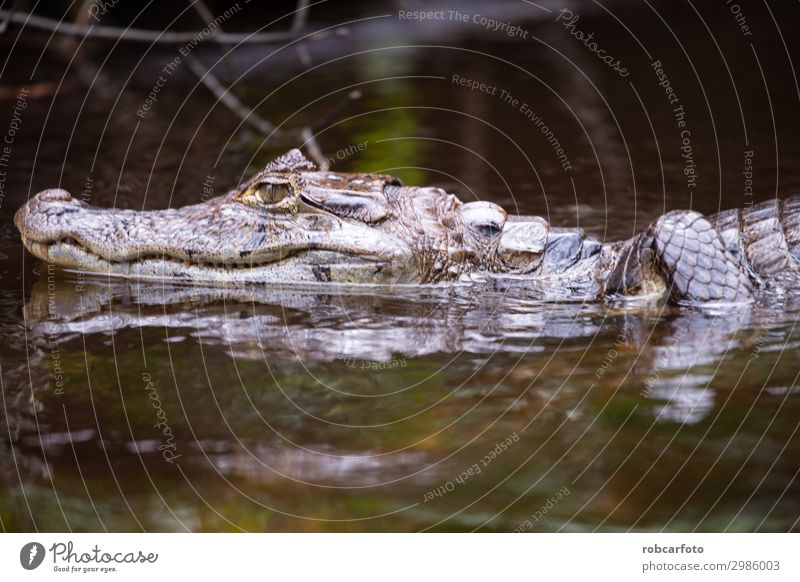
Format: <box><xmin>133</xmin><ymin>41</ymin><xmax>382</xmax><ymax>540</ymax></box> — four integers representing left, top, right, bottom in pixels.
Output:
<box><xmin>26</xmin><ymin>239</ymin><xmax>406</xmax><ymax>285</ymax></box>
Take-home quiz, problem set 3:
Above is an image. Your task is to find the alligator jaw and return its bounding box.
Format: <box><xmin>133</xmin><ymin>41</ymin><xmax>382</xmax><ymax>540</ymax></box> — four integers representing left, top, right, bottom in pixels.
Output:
<box><xmin>15</xmin><ymin>188</ymin><xmax>416</xmax><ymax>285</ymax></box>
<box><xmin>26</xmin><ymin>238</ymin><xmax>400</xmax><ymax>284</ymax></box>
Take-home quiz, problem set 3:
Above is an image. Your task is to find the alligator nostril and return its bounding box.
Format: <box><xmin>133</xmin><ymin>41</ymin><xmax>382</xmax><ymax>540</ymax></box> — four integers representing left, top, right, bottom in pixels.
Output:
<box><xmin>35</xmin><ymin>189</ymin><xmax>73</xmax><ymax>203</ymax></box>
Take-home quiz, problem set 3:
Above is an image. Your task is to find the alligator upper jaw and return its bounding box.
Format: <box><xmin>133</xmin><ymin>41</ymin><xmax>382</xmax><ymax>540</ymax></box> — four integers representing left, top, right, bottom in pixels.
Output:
<box><xmin>16</xmin><ymin>189</ymin><xmax>416</xmax><ymax>285</ymax></box>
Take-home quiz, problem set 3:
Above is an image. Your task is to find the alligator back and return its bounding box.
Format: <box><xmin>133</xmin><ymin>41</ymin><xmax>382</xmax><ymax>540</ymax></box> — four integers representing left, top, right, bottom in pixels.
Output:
<box><xmin>709</xmin><ymin>194</ymin><xmax>800</xmax><ymax>279</ymax></box>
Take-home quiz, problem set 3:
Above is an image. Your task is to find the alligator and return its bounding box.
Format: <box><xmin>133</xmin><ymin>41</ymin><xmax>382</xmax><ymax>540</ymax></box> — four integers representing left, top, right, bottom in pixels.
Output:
<box><xmin>15</xmin><ymin>149</ymin><xmax>800</xmax><ymax>304</ymax></box>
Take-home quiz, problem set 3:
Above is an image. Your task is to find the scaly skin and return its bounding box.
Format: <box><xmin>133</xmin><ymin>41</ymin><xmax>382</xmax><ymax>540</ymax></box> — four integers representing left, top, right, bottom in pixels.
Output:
<box><xmin>14</xmin><ymin>149</ymin><xmax>800</xmax><ymax>303</ymax></box>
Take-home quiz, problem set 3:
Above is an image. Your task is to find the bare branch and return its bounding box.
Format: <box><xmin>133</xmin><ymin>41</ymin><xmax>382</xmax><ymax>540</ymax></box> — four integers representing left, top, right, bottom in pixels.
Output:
<box><xmin>72</xmin><ymin>0</ymin><xmax>100</xmax><ymax>26</ymax></box>
<box><xmin>301</xmin><ymin>127</ymin><xmax>330</xmax><ymax>171</ymax></box>
<box><xmin>291</xmin><ymin>0</ymin><xmax>311</xmax><ymax>32</ymax></box>
<box><xmin>0</xmin><ymin>8</ymin><xmax>310</xmax><ymax>44</ymax></box>
<box><xmin>0</xmin><ymin>0</ymin><xmax>22</xmax><ymax>34</ymax></box>
<box><xmin>183</xmin><ymin>52</ymin><xmax>278</xmax><ymax>136</ymax></box>
<box><xmin>311</xmin><ymin>89</ymin><xmax>362</xmax><ymax>132</ymax></box>
<box><xmin>185</xmin><ymin>52</ymin><xmax>342</xmax><ymax>168</ymax></box>
<box><xmin>186</xmin><ymin>53</ymin><xmax>332</xmax><ymax>165</ymax></box>
<box><xmin>189</xmin><ymin>0</ymin><xmax>218</xmax><ymax>30</ymax></box>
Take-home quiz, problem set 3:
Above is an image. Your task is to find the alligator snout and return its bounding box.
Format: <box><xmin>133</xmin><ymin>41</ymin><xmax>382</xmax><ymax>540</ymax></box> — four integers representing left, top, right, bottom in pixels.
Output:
<box><xmin>15</xmin><ymin>189</ymin><xmax>84</xmax><ymax>245</ymax></box>
<box><xmin>19</xmin><ymin>188</ymin><xmax>80</xmax><ymax>220</ymax></box>
<box><xmin>33</xmin><ymin>188</ymin><xmax>74</xmax><ymax>203</ymax></box>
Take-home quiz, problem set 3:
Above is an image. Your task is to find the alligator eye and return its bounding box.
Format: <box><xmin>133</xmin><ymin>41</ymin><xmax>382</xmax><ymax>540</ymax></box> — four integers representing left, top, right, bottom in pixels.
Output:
<box><xmin>253</xmin><ymin>179</ymin><xmax>292</xmax><ymax>204</ymax></box>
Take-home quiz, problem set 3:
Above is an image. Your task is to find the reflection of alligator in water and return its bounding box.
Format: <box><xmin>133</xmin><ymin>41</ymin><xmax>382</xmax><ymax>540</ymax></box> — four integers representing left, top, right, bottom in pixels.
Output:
<box><xmin>22</xmin><ymin>275</ymin><xmax>601</xmax><ymax>363</ymax></box>
<box><xmin>15</xmin><ymin>150</ymin><xmax>800</xmax><ymax>304</ymax></box>
<box><xmin>7</xmin><ymin>271</ymin><xmax>799</xmax><ymax>530</ymax></box>
<box><xmin>22</xmin><ymin>274</ymin><xmax>779</xmax><ymax>407</ymax></box>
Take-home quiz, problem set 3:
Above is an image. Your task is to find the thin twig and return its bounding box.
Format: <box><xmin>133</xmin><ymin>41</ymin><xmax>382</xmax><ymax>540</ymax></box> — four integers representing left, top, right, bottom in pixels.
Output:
<box><xmin>291</xmin><ymin>0</ymin><xmax>311</xmax><ymax>32</ymax></box>
<box><xmin>311</xmin><ymin>90</ymin><xmax>362</xmax><ymax>132</ymax></box>
<box><xmin>189</xmin><ymin>0</ymin><xmax>218</xmax><ymax>31</ymax></box>
<box><xmin>301</xmin><ymin>127</ymin><xmax>329</xmax><ymax>170</ymax></box>
<box><xmin>0</xmin><ymin>0</ymin><xmax>22</xmax><ymax>34</ymax></box>
<box><xmin>186</xmin><ymin>54</ymin><xmax>332</xmax><ymax>167</ymax></box>
<box><xmin>0</xmin><ymin>8</ymin><xmax>310</xmax><ymax>44</ymax></box>
<box><xmin>186</xmin><ymin>52</ymin><xmax>334</xmax><ymax>166</ymax></box>
<box><xmin>183</xmin><ymin>52</ymin><xmax>278</xmax><ymax>136</ymax></box>
<box><xmin>73</xmin><ymin>0</ymin><xmax>99</xmax><ymax>26</ymax></box>
<box><xmin>188</xmin><ymin>0</ymin><xmax>243</xmax><ymax>83</ymax></box>
<box><xmin>54</xmin><ymin>0</ymin><xmax>115</xmax><ymax>98</ymax></box>
<box><xmin>183</xmin><ymin>33</ymin><xmax>356</xmax><ymax>169</ymax></box>
<box><xmin>291</xmin><ymin>0</ymin><xmax>314</xmax><ymax>66</ymax></box>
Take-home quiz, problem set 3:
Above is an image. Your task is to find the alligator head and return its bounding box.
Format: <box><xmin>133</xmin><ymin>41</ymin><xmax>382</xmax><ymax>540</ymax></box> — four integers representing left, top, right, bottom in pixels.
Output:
<box><xmin>16</xmin><ymin>149</ymin><xmax>558</xmax><ymax>285</ymax></box>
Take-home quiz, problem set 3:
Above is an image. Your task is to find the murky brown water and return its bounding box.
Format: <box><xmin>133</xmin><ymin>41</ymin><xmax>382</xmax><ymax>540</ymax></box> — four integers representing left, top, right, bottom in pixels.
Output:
<box><xmin>1</xmin><ymin>0</ymin><xmax>800</xmax><ymax>531</ymax></box>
